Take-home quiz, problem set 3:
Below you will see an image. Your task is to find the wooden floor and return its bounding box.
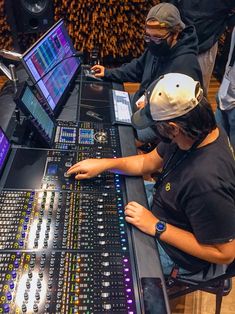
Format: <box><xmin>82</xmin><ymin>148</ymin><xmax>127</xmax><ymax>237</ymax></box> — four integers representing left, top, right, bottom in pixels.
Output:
<box><xmin>1</xmin><ymin>75</ymin><xmax>234</xmax><ymax>313</ymax></box>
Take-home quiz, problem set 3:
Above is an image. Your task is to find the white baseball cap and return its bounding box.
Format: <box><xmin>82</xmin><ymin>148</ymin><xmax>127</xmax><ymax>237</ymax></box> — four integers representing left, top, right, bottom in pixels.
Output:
<box><xmin>132</xmin><ymin>73</ymin><xmax>204</xmax><ymax>129</ymax></box>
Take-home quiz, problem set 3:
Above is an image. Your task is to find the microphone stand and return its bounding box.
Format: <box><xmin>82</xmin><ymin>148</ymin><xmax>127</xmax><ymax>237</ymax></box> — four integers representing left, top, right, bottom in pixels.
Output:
<box><xmin>0</xmin><ymin>62</ymin><xmax>20</xmax><ymax>123</ymax></box>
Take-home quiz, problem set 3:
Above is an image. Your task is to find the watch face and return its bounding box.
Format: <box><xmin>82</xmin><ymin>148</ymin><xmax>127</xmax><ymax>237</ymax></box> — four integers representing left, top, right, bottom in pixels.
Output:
<box><xmin>156</xmin><ymin>221</ymin><xmax>166</xmax><ymax>232</ymax></box>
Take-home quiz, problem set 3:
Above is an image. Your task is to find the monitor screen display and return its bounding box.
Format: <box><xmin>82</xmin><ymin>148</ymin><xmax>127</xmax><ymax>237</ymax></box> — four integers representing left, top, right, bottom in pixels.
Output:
<box><xmin>22</xmin><ymin>19</ymin><xmax>81</xmax><ymax>113</ymax></box>
<box><xmin>0</xmin><ymin>127</ymin><xmax>10</xmax><ymax>175</ymax></box>
<box><xmin>21</xmin><ymin>85</ymin><xmax>55</xmax><ymax>144</ymax></box>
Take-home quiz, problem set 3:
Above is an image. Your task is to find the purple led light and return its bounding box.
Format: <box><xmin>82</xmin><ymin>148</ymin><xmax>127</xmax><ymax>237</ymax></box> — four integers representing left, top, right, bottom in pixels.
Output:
<box><xmin>0</xmin><ymin>128</ymin><xmax>10</xmax><ymax>173</ymax></box>
<box><xmin>127</xmin><ymin>299</ymin><xmax>133</xmax><ymax>304</ymax></box>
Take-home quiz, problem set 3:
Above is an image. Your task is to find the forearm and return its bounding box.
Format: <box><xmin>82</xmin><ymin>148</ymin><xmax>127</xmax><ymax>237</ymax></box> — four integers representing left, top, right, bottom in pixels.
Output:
<box><xmin>105</xmin><ymin>154</ymin><xmax>146</xmax><ymax>176</ymax></box>
<box><xmin>159</xmin><ymin>223</ymin><xmax>234</xmax><ymax>264</ymax></box>
<box><xmin>106</xmin><ymin>149</ymin><xmax>161</xmax><ymax>176</ymax></box>
<box><xmin>124</xmin><ymin>202</ymin><xmax>232</xmax><ymax>264</ymax></box>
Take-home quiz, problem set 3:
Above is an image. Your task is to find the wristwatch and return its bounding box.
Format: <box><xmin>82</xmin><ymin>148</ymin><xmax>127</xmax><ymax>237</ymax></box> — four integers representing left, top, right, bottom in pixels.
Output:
<box><xmin>155</xmin><ymin>221</ymin><xmax>166</xmax><ymax>239</ymax></box>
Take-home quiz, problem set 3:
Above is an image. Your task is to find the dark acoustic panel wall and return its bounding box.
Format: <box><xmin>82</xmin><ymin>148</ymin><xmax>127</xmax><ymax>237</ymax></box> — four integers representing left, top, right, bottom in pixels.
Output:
<box><xmin>0</xmin><ymin>0</ymin><xmax>158</xmax><ymax>60</ymax></box>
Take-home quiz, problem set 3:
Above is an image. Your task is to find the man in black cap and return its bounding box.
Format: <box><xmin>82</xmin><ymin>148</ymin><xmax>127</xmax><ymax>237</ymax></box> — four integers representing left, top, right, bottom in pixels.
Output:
<box><xmin>68</xmin><ymin>73</ymin><xmax>235</xmax><ymax>276</ymax></box>
<box><xmin>91</xmin><ymin>3</ymin><xmax>203</xmax><ymax>115</ymax></box>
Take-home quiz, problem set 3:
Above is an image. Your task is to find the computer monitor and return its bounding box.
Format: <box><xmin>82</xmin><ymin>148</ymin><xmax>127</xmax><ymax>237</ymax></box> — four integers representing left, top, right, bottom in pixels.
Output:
<box><xmin>0</xmin><ymin>127</ymin><xmax>10</xmax><ymax>176</ymax></box>
<box><xmin>21</xmin><ymin>19</ymin><xmax>81</xmax><ymax>115</ymax></box>
<box><xmin>14</xmin><ymin>83</ymin><xmax>56</xmax><ymax>148</ymax></box>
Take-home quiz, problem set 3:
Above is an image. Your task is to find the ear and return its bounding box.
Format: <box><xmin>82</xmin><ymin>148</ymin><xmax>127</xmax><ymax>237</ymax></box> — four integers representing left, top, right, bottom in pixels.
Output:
<box><xmin>168</xmin><ymin>122</ymin><xmax>180</xmax><ymax>136</ymax></box>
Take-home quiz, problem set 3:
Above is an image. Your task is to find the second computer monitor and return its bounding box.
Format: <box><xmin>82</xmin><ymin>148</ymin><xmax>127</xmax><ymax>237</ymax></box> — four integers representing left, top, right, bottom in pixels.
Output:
<box><xmin>22</xmin><ymin>19</ymin><xmax>81</xmax><ymax>115</ymax></box>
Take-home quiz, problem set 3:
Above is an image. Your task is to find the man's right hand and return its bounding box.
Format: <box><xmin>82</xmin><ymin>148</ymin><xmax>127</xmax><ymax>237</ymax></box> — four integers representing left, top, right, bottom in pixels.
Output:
<box><xmin>67</xmin><ymin>158</ymin><xmax>107</xmax><ymax>180</ymax></box>
<box><xmin>91</xmin><ymin>65</ymin><xmax>105</xmax><ymax>77</ymax></box>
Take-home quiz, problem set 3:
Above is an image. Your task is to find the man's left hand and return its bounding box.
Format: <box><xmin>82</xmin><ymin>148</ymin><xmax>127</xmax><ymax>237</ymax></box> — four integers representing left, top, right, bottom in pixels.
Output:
<box><xmin>124</xmin><ymin>201</ymin><xmax>158</xmax><ymax>236</ymax></box>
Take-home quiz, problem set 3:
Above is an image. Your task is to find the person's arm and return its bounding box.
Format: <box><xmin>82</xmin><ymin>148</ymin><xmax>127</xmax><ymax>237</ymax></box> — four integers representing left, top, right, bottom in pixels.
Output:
<box><xmin>124</xmin><ymin>202</ymin><xmax>235</xmax><ymax>264</ymax></box>
<box><xmin>67</xmin><ymin>148</ymin><xmax>163</xmax><ymax>180</ymax></box>
<box><xmin>103</xmin><ymin>51</ymin><xmax>148</xmax><ymax>83</ymax></box>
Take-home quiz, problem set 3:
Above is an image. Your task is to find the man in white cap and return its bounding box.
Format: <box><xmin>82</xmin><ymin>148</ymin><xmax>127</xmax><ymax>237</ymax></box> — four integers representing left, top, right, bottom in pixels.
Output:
<box><xmin>68</xmin><ymin>73</ymin><xmax>235</xmax><ymax>276</ymax></box>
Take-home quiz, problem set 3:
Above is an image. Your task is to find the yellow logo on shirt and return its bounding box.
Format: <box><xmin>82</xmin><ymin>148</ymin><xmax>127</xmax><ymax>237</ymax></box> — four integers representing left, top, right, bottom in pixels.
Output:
<box><xmin>165</xmin><ymin>182</ymin><xmax>171</xmax><ymax>191</ymax></box>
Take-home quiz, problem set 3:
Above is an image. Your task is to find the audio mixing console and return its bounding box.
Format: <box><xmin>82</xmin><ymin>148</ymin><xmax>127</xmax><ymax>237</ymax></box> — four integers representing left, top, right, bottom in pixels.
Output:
<box><xmin>54</xmin><ymin>121</ymin><xmax>120</xmax><ymax>153</ymax></box>
<box><xmin>0</xmin><ymin>188</ymin><xmax>136</xmax><ymax>313</ymax></box>
<box><xmin>0</xmin><ymin>120</ymin><xmax>170</xmax><ymax>313</ymax></box>
<box><xmin>0</xmin><ymin>122</ymin><xmax>140</xmax><ymax>313</ymax></box>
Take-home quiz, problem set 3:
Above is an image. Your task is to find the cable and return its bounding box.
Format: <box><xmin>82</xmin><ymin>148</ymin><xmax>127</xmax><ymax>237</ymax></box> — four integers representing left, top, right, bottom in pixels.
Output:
<box><xmin>31</xmin><ymin>52</ymin><xmax>83</xmax><ymax>87</ymax></box>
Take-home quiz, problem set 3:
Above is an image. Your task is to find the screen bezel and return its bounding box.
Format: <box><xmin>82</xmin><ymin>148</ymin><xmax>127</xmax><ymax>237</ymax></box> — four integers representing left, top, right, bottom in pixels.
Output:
<box><xmin>21</xmin><ymin>19</ymin><xmax>81</xmax><ymax>117</ymax></box>
<box><xmin>0</xmin><ymin>126</ymin><xmax>11</xmax><ymax>177</ymax></box>
<box><xmin>14</xmin><ymin>83</ymin><xmax>57</xmax><ymax>148</ymax></box>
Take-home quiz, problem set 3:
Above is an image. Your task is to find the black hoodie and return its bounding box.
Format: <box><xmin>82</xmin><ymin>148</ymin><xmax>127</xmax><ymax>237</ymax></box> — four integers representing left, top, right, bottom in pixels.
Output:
<box><xmin>163</xmin><ymin>0</ymin><xmax>235</xmax><ymax>53</ymax></box>
<box><xmin>104</xmin><ymin>25</ymin><xmax>203</xmax><ymax>109</ymax></box>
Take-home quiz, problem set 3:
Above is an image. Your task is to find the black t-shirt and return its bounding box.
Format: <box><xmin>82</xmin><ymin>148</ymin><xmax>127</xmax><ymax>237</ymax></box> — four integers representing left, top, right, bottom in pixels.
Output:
<box><xmin>152</xmin><ymin>130</ymin><xmax>235</xmax><ymax>272</ymax></box>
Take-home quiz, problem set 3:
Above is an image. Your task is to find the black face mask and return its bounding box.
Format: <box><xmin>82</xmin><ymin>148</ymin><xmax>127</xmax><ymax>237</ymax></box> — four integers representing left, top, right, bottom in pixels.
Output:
<box><xmin>157</xmin><ymin>134</ymin><xmax>172</xmax><ymax>144</ymax></box>
<box><xmin>151</xmin><ymin>125</ymin><xmax>172</xmax><ymax>143</ymax></box>
<box><xmin>148</xmin><ymin>39</ymin><xmax>171</xmax><ymax>57</ymax></box>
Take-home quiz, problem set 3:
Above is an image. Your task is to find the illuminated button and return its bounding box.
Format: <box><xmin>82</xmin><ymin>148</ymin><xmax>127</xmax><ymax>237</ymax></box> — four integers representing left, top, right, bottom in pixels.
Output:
<box><xmin>103</xmin><ymin>304</ymin><xmax>111</xmax><ymax>310</ymax></box>
<box><xmin>19</xmin><ymin>240</ymin><xmax>24</xmax><ymax>247</ymax></box>
<box><xmin>103</xmin><ymin>272</ymin><xmax>110</xmax><ymax>276</ymax></box>
<box><xmin>101</xmin><ymin>253</ymin><xmax>109</xmax><ymax>258</ymax></box>
<box><xmin>14</xmin><ymin>260</ymin><xmax>19</xmax><ymax>268</ymax></box>
<box><xmin>3</xmin><ymin>304</ymin><xmax>10</xmax><ymax>313</ymax></box>
<box><xmin>101</xmin><ymin>262</ymin><xmax>109</xmax><ymax>267</ymax></box>
<box><xmin>9</xmin><ymin>281</ymin><xmax>14</xmax><ymax>290</ymax></box>
<box><xmin>6</xmin><ymin>292</ymin><xmax>12</xmax><ymax>301</ymax></box>
<box><xmin>11</xmin><ymin>270</ymin><xmax>17</xmax><ymax>279</ymax></box>
<box><xmin>101</xmin><ymin>292</ymin><xmax>110</xmax><ymax>298</ymax></box>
